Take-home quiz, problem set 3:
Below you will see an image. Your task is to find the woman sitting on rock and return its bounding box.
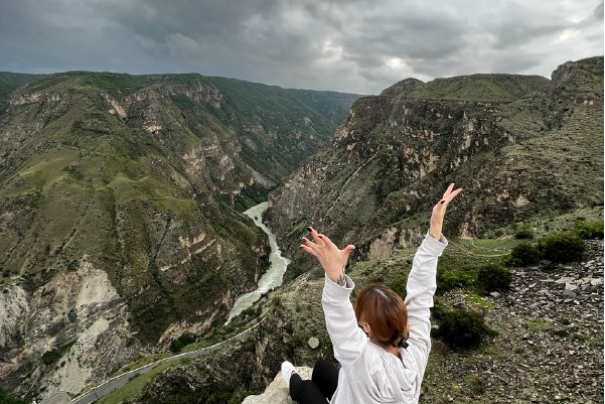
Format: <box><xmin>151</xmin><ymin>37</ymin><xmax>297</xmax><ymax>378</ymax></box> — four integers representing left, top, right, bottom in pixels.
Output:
<box><xmin>281</xmin><ymin>184</ymin><xmax>462</xmax><ymax>404</ymax></box>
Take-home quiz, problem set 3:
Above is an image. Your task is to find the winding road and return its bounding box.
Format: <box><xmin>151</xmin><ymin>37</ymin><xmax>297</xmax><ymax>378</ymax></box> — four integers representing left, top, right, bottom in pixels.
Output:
<box><xmin>38</xmin><ymin>321</ymin><xmax>263</xmax><ymax>404</ymax></box>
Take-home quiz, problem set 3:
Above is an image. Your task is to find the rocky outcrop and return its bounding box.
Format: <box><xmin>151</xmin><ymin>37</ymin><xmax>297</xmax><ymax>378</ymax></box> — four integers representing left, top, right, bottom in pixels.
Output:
<box><xmin>0</xmin><ymin>260</ymin><xmax>139</xmax><ymax>395</ymax></box>
<box><xmin>267</xmin><ymin>57</ymin><xmax>604</xmax><ymax>263</ymax></box>
<box><xmin>242</xmin><ymin>367</ymin><xmax>312</xmax><ymax>404</ymax></box>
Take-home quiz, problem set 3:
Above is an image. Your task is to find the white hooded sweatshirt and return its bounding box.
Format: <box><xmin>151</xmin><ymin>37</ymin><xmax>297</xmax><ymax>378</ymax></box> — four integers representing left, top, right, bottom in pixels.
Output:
<box><xmin>321</xmin><ymin>234</ymin><xmax>447</xmax><ymax>404</ymax></box>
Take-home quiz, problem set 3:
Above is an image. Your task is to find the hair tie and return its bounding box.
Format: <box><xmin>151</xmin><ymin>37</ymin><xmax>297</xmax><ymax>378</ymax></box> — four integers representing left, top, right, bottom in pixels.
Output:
<box><xmin>391</xmin><ymin>331</ymin><xmax>409</xmax><ymax>349</ymax></box>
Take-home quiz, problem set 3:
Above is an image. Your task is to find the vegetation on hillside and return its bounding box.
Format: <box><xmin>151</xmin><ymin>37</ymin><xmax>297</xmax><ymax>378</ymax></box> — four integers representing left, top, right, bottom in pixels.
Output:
<box><xmin>0</xmin><ymin>72</ymin><xmax>40</xmax><ymax>113</ymax></box>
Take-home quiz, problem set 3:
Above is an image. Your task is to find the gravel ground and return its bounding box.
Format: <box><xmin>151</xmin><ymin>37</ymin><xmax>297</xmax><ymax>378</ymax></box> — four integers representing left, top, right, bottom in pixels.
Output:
<box><xmin>420</xmin><ymin>240</ymin><xmax>604</xmax><ymax>404</ymax></box>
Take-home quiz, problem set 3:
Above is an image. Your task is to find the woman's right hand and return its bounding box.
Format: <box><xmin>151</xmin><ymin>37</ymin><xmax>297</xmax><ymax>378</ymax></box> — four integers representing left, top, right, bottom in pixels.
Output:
<box><xmin>430</xmin><ymin>183</ymin><xmax>462</xmax><ymax>240</ymax></box>
<box><xmin>301</xmin><ymin>228</ymin><xmax>355</xmax><ymax>284</ymax></box>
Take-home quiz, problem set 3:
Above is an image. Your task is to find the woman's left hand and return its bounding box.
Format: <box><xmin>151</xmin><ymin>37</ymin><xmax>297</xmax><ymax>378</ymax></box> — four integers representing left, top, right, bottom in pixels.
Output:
<box><xmin>430</xmin><ymin>183</ymin><xmax>463</xmax><ymax>240</ymax></box>
<box><xmin>301</xmin><ymin>228</ymin><xmax>355</xmax><ymax>284</ymax></box>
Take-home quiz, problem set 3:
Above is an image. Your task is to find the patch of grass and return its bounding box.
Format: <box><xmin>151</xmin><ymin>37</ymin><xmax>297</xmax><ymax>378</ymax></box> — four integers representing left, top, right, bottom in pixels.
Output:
<box><xmin>41</xmin><ymin>341</ymin><xmax>76</xmax><ymax>367</ymax></box>
<box><xmin>465</xmin><ymin>374</ymin><xmax>487</xmax><ymax>395</ymax></box>
<box><xmin>527</xmin><ymin>319</ymin><xmax>550</xmax><ymax>332</ymax></box>
<box><xmin>112</xmin><ymin>353</ymin><xmax>173</xmax><ymax>376</ymax></box>
<box><xmin>437</xmin><ymin>270</ymin><xmax>474</xmax><ymax>294</ymax></box>
<box><xmin>0</xmin><ymin>388</ymin><xmax>28</xmax><ymax>404</ymax></box>
<box><xmin>462</xmin><ymin>292</ymin><xmax>495</xmax><ymax>311</ymax></box>
<box><xmin>574</xmin><ymin>220</ymin><xmax>604</xmax><ymax>239</ymax></box>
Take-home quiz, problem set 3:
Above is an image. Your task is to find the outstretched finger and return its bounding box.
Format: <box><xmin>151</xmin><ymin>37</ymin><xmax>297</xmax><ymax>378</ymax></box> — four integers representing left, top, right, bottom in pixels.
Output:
<box><xmin>302</xmin><ymin>237</ymin><xmax>322</xmax><ymax>253</ymax></box>
<box><xmin>318</xmin><ymin>234</ymin><xmax>337</xmax><ymax>250</ymax></box>
<box><xmin>449</xmin><ymin>187</ymin><xmax>463</xmax><ymax>201</ymax></box>
<box><xmin>442</xmin><ymin>183</ymin><xmax>455</xmax><ymax>199</ymax></box>
<box><xmin>307</xmin><ymin>227</ymin><xmax>324</xmax><ymax>246</ymax></box>
<box><xmin>301</xmin><ymin>244</ymin><xmax>320</xmax><ymax>259</ymax></box>
<box><xmin>444</xmin><ymin>187</ymin><xmax>463</xmax><ymax>204</ymax></box>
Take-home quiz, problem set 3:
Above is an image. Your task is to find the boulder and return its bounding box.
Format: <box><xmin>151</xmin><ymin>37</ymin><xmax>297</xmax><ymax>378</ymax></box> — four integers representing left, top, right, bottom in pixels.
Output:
<box><xmin>242</xmin><ymin>367</ymin><xmax>313</xmax><ymax>404</ymax></box>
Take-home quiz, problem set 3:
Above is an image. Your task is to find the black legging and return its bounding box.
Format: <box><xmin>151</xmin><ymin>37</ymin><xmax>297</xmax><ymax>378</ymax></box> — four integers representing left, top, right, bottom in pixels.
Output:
<box><xmin>290</xmin><ymin>359</ymin><xmax>339</xmax><ymax>404</ymax></box>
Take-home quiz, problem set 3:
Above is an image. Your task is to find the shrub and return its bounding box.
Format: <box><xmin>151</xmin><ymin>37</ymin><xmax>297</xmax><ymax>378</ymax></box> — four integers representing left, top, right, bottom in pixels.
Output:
<box><xmin>41</xmin><ymin>341</ymin><xmax>75</xmax><ymax>366</ymax></box>
<box><xmin>437</xmin><ymin>271</ymin><xmax>474</xmax><ymax>294</ymax></box>
<box><xmin>170</xmin><ymin>333</ymin><xmax>196</xmax><ymax>353</ymax></box>
<box><xmin>0</xmin><ymin>389</ymin><xmax>27</xmax><ymax>404</ymax></box>
<box><xmin>465</xmin><ymin>374</ymin><xmax>487</xmax><ymax>395</ymax></box>
<box><xmin>538</xmin><ymin>232</ymin><xmax>586</xmax><ymax>263</ymax></box>
<box><xmin>477</xmin><ymin>265</ymin><xmax>512</xmax><ymax>294</ymax></box>
<box><xmin>434</xmin><ymin>309</ymin><xmax>498</xmax><ymax>350</ymax></box>
<box><xmin>574</xmin><ymin>220</ymin><xmax>604</xmax><ymax>239</ymax></box>
<box><xmin>508</xmin><ymin>242</ymin><xmax>540</xmax><ymax>267</ymax></box>
<box><xmin>387</xmin><ymin>278</ymin><xmax>407</xmax><ymax>299</ymax></box>
<box><xmin>514</xmin><ymin>226</ymin><xmax>534</xmax><ymax>240</ymax></box>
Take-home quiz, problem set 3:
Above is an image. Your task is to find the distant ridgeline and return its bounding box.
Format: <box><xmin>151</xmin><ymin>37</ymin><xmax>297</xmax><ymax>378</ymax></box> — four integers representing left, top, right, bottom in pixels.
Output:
<box><xmin>268</xmin><ymin>56</ymin><xmax>604</xmax><ymax>265</ymax></box>
<box><xmin>0</xmin><ymin>71</ymin><xmax>360</xmax><ymax>395</ymax></box>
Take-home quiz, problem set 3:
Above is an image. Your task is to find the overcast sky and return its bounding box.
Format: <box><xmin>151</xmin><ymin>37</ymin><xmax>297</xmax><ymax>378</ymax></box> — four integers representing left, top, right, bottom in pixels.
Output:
<box><xmin>0</xmin><ymin>0</ymin><xmax>602</xmax><ymax>94</ymax></box>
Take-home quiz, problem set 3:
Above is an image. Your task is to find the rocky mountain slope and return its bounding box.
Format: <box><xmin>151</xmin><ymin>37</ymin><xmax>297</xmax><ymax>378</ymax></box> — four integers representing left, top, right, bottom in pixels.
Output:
<box><xmin>0</xmin><ymin>72</ymin><xmax>360</xmax><ymax>397</ymax></box>
<box><xmin>267</xmin><ymin>57</ymin><xmax>603</xmax><ymax>269</ymax></box>
<box><xmin>0</xmin><ymin>73</ymin><xmax>40</xmax><ymax>113</ymax></box>
<box><xmin>124</xmin><ymin>238</ymin><xmax>603</xmax><ymax>404</ymax></box>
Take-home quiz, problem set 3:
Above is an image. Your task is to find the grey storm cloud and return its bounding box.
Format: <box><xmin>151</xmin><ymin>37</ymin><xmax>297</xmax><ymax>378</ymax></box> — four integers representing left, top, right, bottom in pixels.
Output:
<box><xmin>0</xmin><ymin>0</ymin><xmax>602</xmax><ymax>94</ymax></box>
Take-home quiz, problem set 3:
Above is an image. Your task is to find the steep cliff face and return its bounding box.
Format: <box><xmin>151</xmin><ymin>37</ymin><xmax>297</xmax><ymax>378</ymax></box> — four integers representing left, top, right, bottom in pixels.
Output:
<box><xmin>0</xmin><ymin>72</ymin><xmax>40</xmax><ymax>114</ymax></box>
<box><xmin>267</xmin><ymin>57</ymin><xmax>603</xmax><ymax>264</ymax></box>
<box><xmin>0</xmin><ymin>72</ymin><xmax>360</xmax><ymax>396</ymax></box>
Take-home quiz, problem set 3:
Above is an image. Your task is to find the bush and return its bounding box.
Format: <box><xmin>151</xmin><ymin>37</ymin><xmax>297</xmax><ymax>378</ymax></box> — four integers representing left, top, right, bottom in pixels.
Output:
<box><xmin>0</xmin><ymin>389</ymin><xmax>27</xmax><ymax>404</ymax></box>
<box><xmin>437</xmin><ymin>271</ymin><xmax>474</xmax><ymax>294</ymax></box>
<box><xmin>538</xmin><ymin>232</ymin><xmax>586</xmax><ymax>263</ymax></box>
<box><xmin>574</xmin><ymin>220</ymin><xmax>604</xmax><ymax>239</ymax></box>
<box><xmin>477</xmin><ymin>264</ymin><xmax>512</xmax><ymax>294</ymax></box>
<box><xmin>514</xmin><ymin>226</ymin><xmax>534</xmax><ymax>240</ymax></box>
<box><xmin>41</xmin><ymin>342</ymin><xmax>75</xmax><ymax>366</ymax></box>
<box><xmin>508</xmin><ymin>242</ymin><xmax>540</xmax><ymax>267</ymax></box>
<box><xmin>170</xmin><ymin>333</ymin><xmax>196</xmax><ymax>353</ymax></box>
<box><xmin>434</xmin><ymin>309</ymin><xmax>498</xmax><ymax>350</ymax></box>
<box><xmin>387</xmin><ymin>278</ymin><xmax>407</xmax><ymax>299</ymax></box>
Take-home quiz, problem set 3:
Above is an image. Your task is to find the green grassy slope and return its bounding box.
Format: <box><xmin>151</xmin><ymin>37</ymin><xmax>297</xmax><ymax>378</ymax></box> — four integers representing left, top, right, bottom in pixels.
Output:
<box><xmin>0</xmin><ymin>72</ymin><xmax>360</xmax><ymax>346</ymax></box>
<box><xmin>381</xmin><ymin>73</ymin><xmax>549</xmax><ymax>101</ymax></box>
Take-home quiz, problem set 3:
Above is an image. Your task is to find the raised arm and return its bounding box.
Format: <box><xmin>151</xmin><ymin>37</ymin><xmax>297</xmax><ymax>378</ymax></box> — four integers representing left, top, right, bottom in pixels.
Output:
<box><xmin>405</xmin><ymin>184</ymin><xmax>462</xmax><ymax>372</ymax></box>
<box><xmin>301</xmin><ymin>229</ymin><xmax>366</xmax><ymax>367</ymax></box>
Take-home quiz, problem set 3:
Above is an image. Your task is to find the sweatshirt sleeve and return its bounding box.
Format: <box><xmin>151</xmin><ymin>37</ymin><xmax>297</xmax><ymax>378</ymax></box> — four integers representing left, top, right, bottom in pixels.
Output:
<box><xmin>404</xmin><ymin>233</ymin><xmax>447</xmax><ymax>373</ymax></box>
<box><xmin>322</xmin><ymin>275</ymin><xmax>368</xmax><ymax>368</ymax></box>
